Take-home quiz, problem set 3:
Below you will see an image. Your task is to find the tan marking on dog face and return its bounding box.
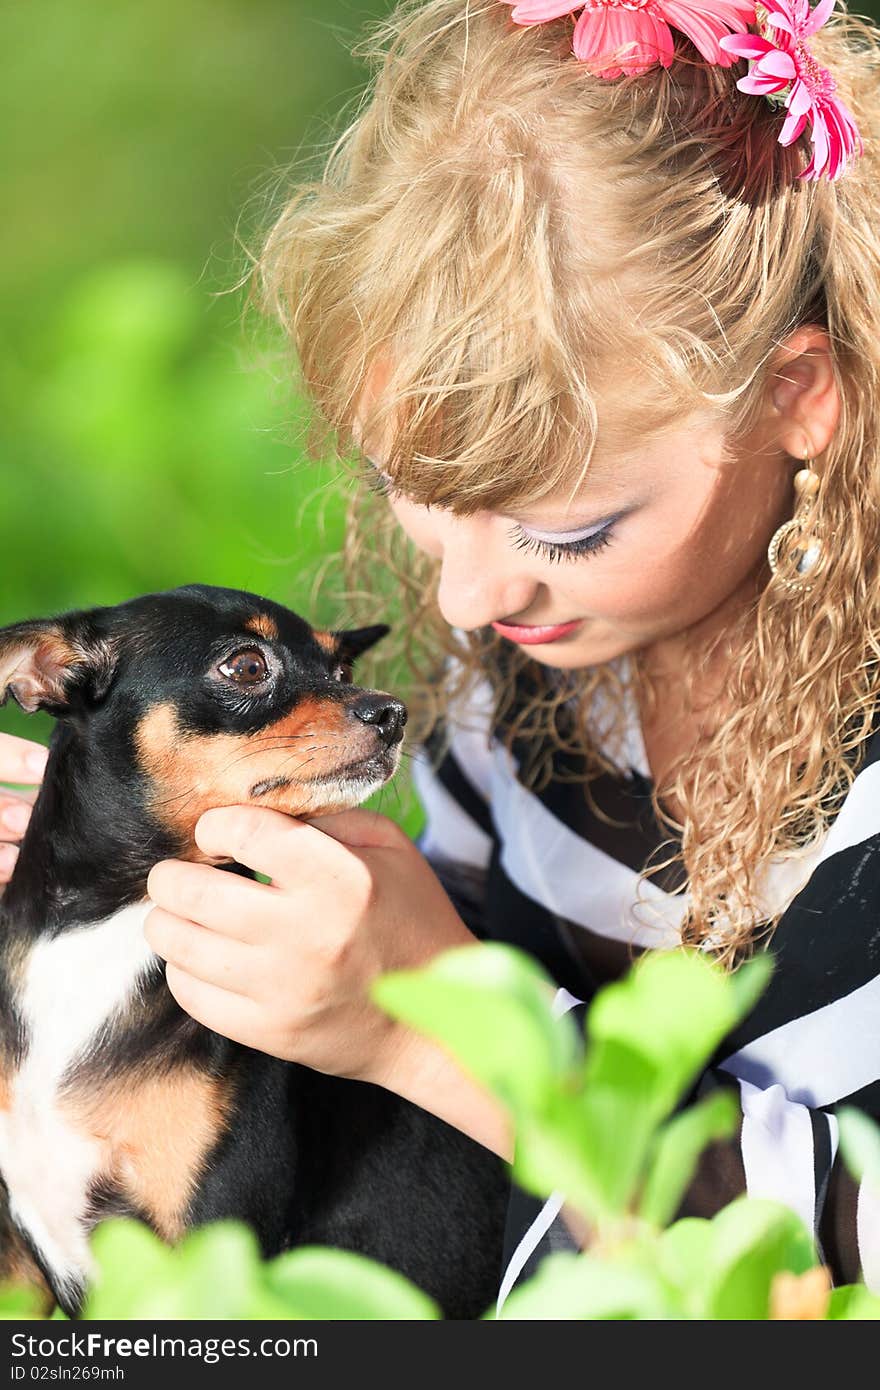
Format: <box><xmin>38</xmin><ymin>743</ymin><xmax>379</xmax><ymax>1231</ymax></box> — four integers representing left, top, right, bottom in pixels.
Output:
<box><xmin>134</xmin><ymin>698</ymin><xmax>396</xmax><ymax>854</ymax></box>
<box><xmin>244</xmin><ymin>614</ymin><xmax>279</xmax><ymax>642</ymax></box>
<box><xmin>312</xmin><ymin>630</ymin><xmax>338</xmax><ymax>656</ymax></box>
<box><xmin>67</xmin><ymin>1068</ymin><xmax>233</xmax><ymax>1245</ymax></box>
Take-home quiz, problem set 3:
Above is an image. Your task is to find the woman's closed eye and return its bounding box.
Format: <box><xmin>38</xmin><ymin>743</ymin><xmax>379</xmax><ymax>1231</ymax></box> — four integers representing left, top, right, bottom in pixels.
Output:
<box><xmin>507</xmin><ymin>522</ymin><xmax>616</xmax><ymax>564</ymax></box>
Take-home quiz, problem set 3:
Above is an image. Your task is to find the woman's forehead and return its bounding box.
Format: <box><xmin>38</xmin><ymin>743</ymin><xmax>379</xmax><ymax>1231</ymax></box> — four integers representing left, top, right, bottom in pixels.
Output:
<box><xmin>353</xmin><ymin>358</ymin><xmax>717</xmax><ymax>452</ymax></box>
<box><xmin>354</xmin><ymin>411</ymin><xmax>717</xmax><ymax>499</ymax></box>
<box><xmin>350</xmin><ymin>359</ymin><xmax>725</xmax><ymax>516</ymax></box>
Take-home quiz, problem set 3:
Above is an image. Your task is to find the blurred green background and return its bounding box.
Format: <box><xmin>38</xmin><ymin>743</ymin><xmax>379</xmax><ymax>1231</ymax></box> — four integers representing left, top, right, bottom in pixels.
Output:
<box><xmin>0</xmin><ymin>0</ymin><xmax>426</xmax><ymax>832</ymax></box>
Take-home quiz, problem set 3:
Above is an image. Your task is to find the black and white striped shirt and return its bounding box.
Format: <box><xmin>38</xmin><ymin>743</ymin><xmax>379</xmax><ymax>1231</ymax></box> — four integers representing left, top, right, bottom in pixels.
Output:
<box><xmin>409</xmin><ymin>650</ymin><xmax>880</xmax><ymax>1308</ymax></box>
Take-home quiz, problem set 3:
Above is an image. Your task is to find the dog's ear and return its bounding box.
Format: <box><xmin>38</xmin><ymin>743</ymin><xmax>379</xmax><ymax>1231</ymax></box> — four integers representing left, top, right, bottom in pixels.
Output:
<box><xmin>0</xmin><ymin>613</ymin><xmax>119</xmax><ymax>716</ymax></box>
<box><xmin>332</xmin><ymin>625</ymin><xmax>390</xmax><ymax>662</ymax></box>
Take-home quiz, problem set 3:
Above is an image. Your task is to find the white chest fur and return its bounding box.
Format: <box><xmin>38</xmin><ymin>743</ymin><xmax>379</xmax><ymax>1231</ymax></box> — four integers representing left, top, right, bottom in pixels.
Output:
<box><xmin>0</xmin><ymin>901</ymin><xmax>157</xmax><ymax>1301</ymax></box>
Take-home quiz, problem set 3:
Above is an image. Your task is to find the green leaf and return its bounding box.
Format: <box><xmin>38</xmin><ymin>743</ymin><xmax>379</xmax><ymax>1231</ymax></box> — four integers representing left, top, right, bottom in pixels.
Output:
<box><xmin>84</xmin><ymin>1220</ymin><xmax>290</xmax><ymax>1320</ymax></box>
<box><xmin>827</xmin><ymin>1285</ymin><xmax>880</xmax><ymax>1319</ymax></box>
<box><xmin>509</xmin><ymin>1089</ymin><xmax>608</xmax><ymax>1221</ymax></box>
<box><xmin>703</xmin><ymin>1198</ymin><xmax>817</xmax><ymax>1320</ymax></box>
<box><xmin>0</xmin><ymin>1283</ymin><xmax>47</xmax><ymax>1319</ymax></box>
<box><xmin>83</xmin><ymin>1220</ymin><xmax>176</xmax><ymax>1319</ymax></box>
<box><xmin>836</xmin><ymin>1107</ymin><xmax>880</xmax><ymax>1191</ymax></box>
<box><xmin>172</xmin><ymin>1224</ymin><xmax>288</xmax><ymax>1320</ymax></box>
<box><xmin>639</xmin><ymin>1091</ymin><xmax>739</xmax><ymax>1228</ymax></box>
<box><xmin>496</xmin><ymin>1251</ymin><xmax>679</xmax><ymax>1321</ymax></box>
<box><xmin>266</xmin><ymin>1247</ymin><xmax>439</xmax><ymax>1320</ymax></box>
<box><xmin>574</xmin><ymin>1041</ymin><xmax>666</xmax><ymax>1215</ymax></box>
<box><xmin>586</xmin><ymin>952</ymin><xmax>769</xmax><ymax>1124</ymax></box>
<box><xmin>656</xmin><ymin>1219</ymin><xmax>715</xmax><ymax>1317</ymax></box>
<box><xmin>84</xmin><ymin>1220</ymin><xmax>439</xmax><ymax>1321</ymax></box>
<box><xmin>373</xmin><ymin>943</ymin><xmax>580</xmax><ymax>1115</ymax></box>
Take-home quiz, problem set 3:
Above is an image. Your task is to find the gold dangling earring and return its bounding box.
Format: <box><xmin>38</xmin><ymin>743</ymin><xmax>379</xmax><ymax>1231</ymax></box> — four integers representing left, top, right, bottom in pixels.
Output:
<box><xmin>766</xmin><ymin>456</ymin><xmax>826</xmax><ymax>593</ymax></box>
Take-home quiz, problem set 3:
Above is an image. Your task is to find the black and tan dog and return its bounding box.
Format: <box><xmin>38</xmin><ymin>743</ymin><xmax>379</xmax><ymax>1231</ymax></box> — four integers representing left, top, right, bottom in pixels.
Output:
<box><xmin>0</xmin><ymin>584</ymin><xmax>507</xmax><ymax>1317</ymax></box>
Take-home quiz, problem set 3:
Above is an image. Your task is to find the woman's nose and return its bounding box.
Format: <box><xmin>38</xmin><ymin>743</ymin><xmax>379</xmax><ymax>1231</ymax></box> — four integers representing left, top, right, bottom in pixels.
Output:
<box><xmin>433</xmin><ymin>517</ymin><xmax>539</xmax><ymax>632</ymax></box>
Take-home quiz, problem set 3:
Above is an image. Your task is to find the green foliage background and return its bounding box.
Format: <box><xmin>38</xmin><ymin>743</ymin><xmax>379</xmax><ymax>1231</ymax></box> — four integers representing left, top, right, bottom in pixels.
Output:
<box><xmin>0</xmin><ymin>0</ymin><xmax>427</xmax><ymax>831</ymax></box>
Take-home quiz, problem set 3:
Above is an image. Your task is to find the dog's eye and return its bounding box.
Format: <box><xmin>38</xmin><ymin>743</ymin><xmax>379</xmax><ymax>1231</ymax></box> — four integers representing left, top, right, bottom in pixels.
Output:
<box><xmin>332</xmin><ymin>661</ymin><xmax>354</xmax><ymax>685</ymax></box>
<box><xmin>218</xmin><ymin>649</ymin><xmax>269</xmax><ymax>685</ymax></box>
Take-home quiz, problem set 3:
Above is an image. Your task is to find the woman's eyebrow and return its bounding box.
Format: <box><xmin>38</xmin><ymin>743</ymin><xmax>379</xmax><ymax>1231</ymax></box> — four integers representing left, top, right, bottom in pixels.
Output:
<box><xmin>503</xmin><ymin>469</ymin><xmax>639</xmax><ymax>528</ymax></box>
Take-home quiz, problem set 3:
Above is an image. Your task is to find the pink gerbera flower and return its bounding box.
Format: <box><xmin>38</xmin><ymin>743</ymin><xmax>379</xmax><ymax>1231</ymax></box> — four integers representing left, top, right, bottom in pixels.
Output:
<box><xmin>719</xmin><ymin>0</ymin><xmax>863</xmax><ymax>179</ymax></box>
<box><xmin>501</xmin><ymin>0</ymin><xmax>758</xmax><ymax>79</ymax></box>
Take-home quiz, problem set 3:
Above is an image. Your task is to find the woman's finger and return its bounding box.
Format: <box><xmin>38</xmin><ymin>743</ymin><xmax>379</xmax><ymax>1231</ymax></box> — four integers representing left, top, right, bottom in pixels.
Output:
<box><xmin>194</xmin><ymin>804</ymin><xmax>344</xmax><ymax>891</ymax></box>
<box><xmin>0</xmin><ymin>842</ymin><xmax>19</xmax><ymax>884</ymax></box>
<box><xmin>0</xmin><ymin>787</ymin><xmax>39</xmax><ymax>805</ymax></box>
<box><xmin>144</xmin><ymin>905</ymin><xmax>255</xmax><ymax>995</ymax></box>
<box><xmin>146</xmin><ymin>858</ymin><xmax>278</xmax><ymax>942</ymax></box>
<box><xmin>0</xmin><ymin>794</ymin><xmax>37</xmax><ymax>841</ymax></box>
<box><xmin>164</xmin><ymin>963</ymin><xmax>264</xmax><ymax>1047</ymax></box>
<box><xmin>0</xmin><ymin>733</ymin><xmax>49</xmax><ymax>786</ymax></box>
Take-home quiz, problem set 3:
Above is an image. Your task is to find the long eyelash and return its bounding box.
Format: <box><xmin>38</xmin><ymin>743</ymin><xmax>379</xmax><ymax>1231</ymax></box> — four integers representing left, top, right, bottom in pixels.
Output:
<box><xmin>357</xmin><ymin>464</ymin><xmax>397</xmax><ymax>498</ymax></box>
<box><xmin>508</xmin><ymin>525</ymin><xmax>614</xmax><ymax>565</ymax></box>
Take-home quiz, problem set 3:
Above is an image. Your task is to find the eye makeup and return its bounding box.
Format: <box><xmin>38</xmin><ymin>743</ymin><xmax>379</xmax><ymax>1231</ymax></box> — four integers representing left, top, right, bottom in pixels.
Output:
<box><xmin>360</xmin><ymin>464</ymin><xmax>399</xmax><ymax>497</ymax></box>
<box><xmin>507</xmin><ymin>523</ymin><xmax>616</xmax><ymax>565</ymax></box>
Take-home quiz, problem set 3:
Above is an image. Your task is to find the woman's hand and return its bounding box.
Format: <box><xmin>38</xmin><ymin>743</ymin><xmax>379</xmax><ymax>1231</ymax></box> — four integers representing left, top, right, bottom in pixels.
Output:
<box><xmin>144</xmin><ymin>806</ymin><xmax>478</xmax><ymax>1090</ymax></box>
<box><xmin>0</xmin><ymin>731</ymin><xmax>49</xmax><ymax>887</ymax></box>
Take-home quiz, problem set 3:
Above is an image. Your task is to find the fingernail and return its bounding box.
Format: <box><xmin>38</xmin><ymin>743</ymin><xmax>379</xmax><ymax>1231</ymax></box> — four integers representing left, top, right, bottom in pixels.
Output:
<box><xmin>2</xmin><ymin>804</ymin><xmax>31</xmax><ymax>833</ymax></box>
<box><xmin>26</xmin><ymin>748</ymin><xmax>49</xmax><ymax>777</ymax></box>
<box><xmin>0</xmin><ymin>843</ymin><xmax>18</xmax><ymax>868</ymax></box>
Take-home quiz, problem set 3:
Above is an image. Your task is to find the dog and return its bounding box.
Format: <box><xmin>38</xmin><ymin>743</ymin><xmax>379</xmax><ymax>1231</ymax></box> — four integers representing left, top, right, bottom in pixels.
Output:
<box><xmin>0</xmin><ymin>584</ymin><xmax>508</xmax><ymax>1318</ymax></box>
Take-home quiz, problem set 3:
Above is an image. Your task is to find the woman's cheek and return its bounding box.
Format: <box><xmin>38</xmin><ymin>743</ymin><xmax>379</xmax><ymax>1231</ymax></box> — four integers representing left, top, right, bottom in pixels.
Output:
<box><xmin>589</xmin><ymin>521</ymin><xmax>725</xmax><ymax>632</ymax></box>
<box><xmin>571</xmin><ymin>523</ymin><xmax>684</xmax><ymax>628</ymax></box>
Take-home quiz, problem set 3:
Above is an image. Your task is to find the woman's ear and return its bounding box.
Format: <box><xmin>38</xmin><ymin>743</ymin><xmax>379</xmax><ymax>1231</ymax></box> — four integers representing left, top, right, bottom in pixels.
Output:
<box><xmin>0</xmin><ymin>613</ymin><xmax>119</xmax><ymax>716</ymax></box>
<box><xmin>768</xmin><ymin>325</ymin><xmax>841</xmax><ymax>460</ymax></box>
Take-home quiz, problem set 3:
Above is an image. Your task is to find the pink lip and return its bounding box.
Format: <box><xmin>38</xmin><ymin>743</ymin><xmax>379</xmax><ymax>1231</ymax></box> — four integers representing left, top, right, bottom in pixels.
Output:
<box><xmin>490</xmin><ymin>619</ymin><xmax>581</xmax><ymax>645</ymax></box>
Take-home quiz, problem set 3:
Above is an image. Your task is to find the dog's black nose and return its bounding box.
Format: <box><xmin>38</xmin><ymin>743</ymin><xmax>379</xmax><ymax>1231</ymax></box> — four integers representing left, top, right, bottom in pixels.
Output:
<box><xmin>350</xmin><ymin>694</ymin><xmax>408</xmax><ymax>747</ymax></box>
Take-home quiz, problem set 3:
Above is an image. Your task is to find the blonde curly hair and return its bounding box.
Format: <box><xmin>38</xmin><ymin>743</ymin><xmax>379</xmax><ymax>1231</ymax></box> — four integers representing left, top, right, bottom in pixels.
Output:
<box><xmin>255</xmin><ymin>0</ymin><xmax>880</xmax><ymax>964</ymax></box>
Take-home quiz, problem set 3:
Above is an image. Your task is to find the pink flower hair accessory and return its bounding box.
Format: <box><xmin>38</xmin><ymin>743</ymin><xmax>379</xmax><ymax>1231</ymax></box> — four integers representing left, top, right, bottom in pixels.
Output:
<box><xmin>719</xmin><ymin>0</ymin><xmax>862</xmax><ymax>180</ymax></box>
<box><xmin>501</xmin><ymin>0</ymin><xmax>862</xmax><ymax>181</ymax></box>
<box><xmin>501</xmin><ymin>0</ymin><xmax>762</xmax><ymax>78</ymax></box>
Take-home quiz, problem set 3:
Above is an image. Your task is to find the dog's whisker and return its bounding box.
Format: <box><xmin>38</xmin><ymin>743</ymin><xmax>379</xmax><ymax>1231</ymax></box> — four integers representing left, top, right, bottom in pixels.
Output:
<box><xmin>148</xmin><ymin>740</ymin><xmax>340</xmax><ymax>809</ymax></box>
<box><xmin>241</xmin><ymin>732</ymin><xmax>318</xmax><ymax>744</ymax></box>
